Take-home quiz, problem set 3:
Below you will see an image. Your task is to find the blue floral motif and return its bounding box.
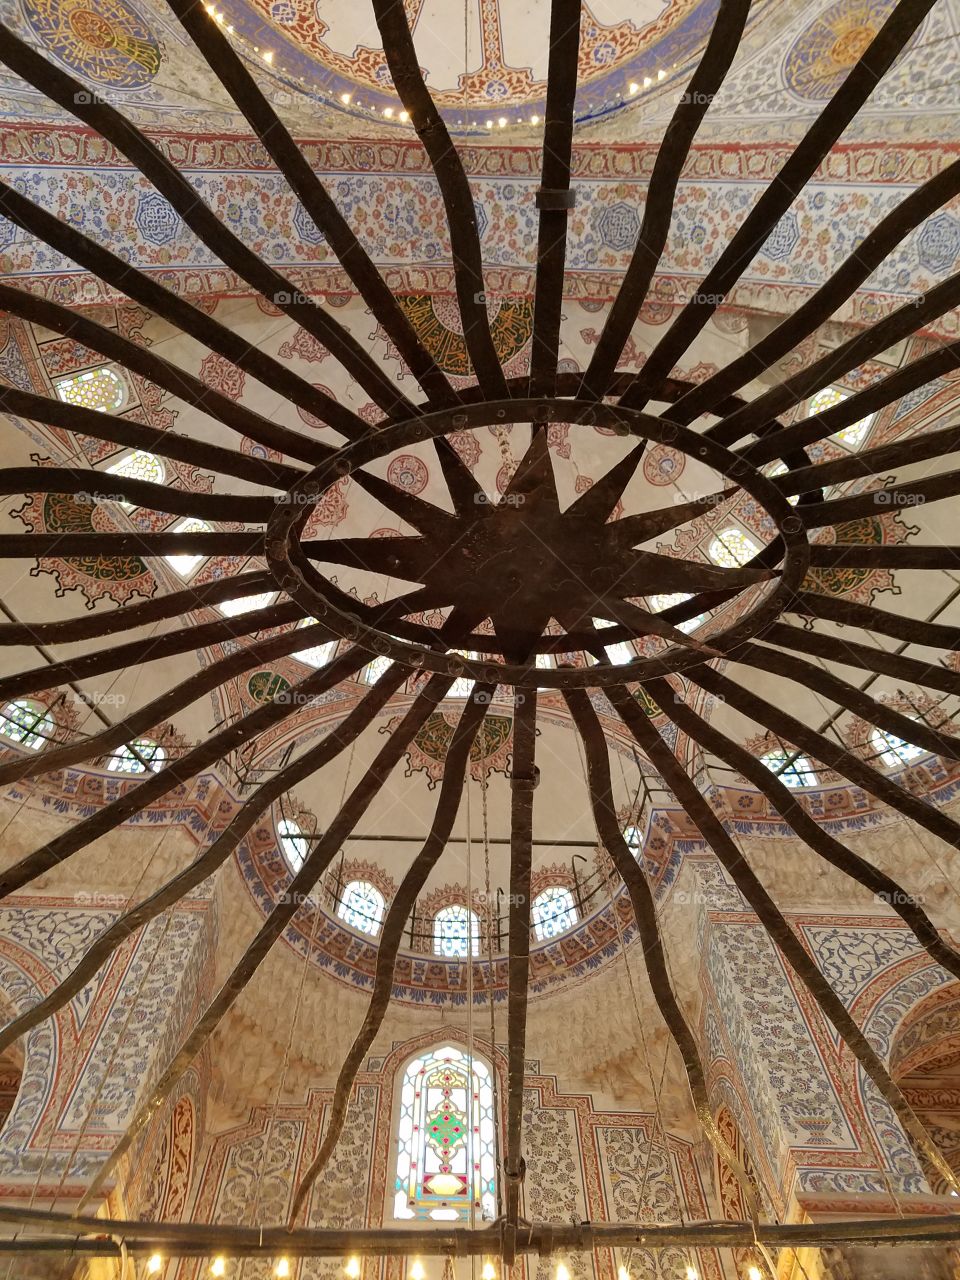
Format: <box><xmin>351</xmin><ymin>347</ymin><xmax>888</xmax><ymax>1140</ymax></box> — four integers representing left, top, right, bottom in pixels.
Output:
<box><xmin>759</xmin><ymin>211</ymin><xmax>800</xmax><ymax>261</ymax></box>
<box><xmin>597</xmin><ymin>201</ymin><xmax>640</xmax><ymax>252</ymax></box>
<box><xmin>293</xmin><ymin>202</ymin><xmax>325</xmax><ymax>246</ymax></box>
<box><xmin>133</xmin><ymin>191</ymin><xmax>180</xmax><ymax>246</ymax></box>
<box><xmin>917</xmin><ymin>212</ymin><xmax>960</xmax><ymax>274</ymax></box>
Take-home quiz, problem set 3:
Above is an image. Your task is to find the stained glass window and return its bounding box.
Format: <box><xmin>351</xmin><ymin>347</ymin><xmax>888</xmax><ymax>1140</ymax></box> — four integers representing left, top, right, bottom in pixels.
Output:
<box><xmin>278</xmin><ymin>817</ymin><xmax>307</xmax><ymax>872</ymax></box>
<box><xmin>294</xmin><ymin>622</ymin><xmax>338</xmax><ymax>669</ymax></box>
<box><xmin>623</xmin><ymin>825</ymin><xmax>643</xmax><ymax>859</ymax></box>
<box><xmin>55</xmin><ymin>367</ymin><xmax>126</xmax><ymax>412</ymax></box>
<box><xmin>870</xmin><ymin>726</ymin><xmax>926</xmax><ymax>770</ymax></box>
<box><xmin>759</xmin><ymin>749</ymin><xmax>817</xmax><ymax>788</ymax></box>
<box><xmin>764</xmin><ymin>463</ymin><xmax>799</xmax><ymax>506</ymax></box>
<box><xmin>707</xmin><ymin>527</ymin><xmax>759</xmax><ymax>568</ymax></box>
<box><xmin>337</xmin><ymin>880</ymin><xmax>386</xmax><ymax>936</ymax></box>
<box><xmin>808</xmin><ymin>386</ymin><xmax>875</xmax><ymax>449</ymax></box>
<box><xmin>531</xmin><ymin>886</ymin><xmax>578</xmax><ymax>941</ymax></box>
<box><xmin>591</xmin><ymin>618</ymin><xmax>635</xmax><ymax>665</ymax></box>
<box><xmin>647</xmin><ymin>593</ymin><xmax>705</xmax><ymax>634</ymax></box>
<box><xmin>164</xmin><ymin>517</ymin><xmax>211</xmax><ymax>577</ymax></box>
<box><xmin>106</xmin><ymin>449</ymin><xmax>165</xmax><ymax>486</ymax></box>
<box><xmin>218</xmin><ymin>592</ymin><xmax>277</xmax><ymax>617</ymax></box>
<box><xmin>107</xmin><ymin>738</ymin><xmax>165</xmax><ymax>774</ymax></box>
<box><xmin>393</xmin><ymin>1045</ymin><xmax>497</xmax><ymax>1222</ymax></box>
<box><xmin>0</xmin><ymin>699</ymin><xmax>53</xmax><ymax>751</ymax></box>
<box><xmin>433</xmin><ymin>905</ymin><xmax>480</xmax><ymax>957</ymax></box>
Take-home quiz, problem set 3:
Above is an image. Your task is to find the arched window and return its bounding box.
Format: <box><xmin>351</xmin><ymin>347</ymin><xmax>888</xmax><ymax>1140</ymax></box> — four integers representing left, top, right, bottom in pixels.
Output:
<box><xmin>623</xmin><ymin>824</ymin><xmax>643</xmax><ymax>859</ymax></box>
<box><xmin>870</xmin><ymin>726</ymin><xmax>926</xmax><ymax>770</ymax></box>
<box><xmin>164</xmin><ymin>517</ymin><xmax>211</xmax><ymax>577</ymax></box>
<box><xmin>106</xmin><ymin>449</ymin><xmax>165</xmax><ymax>486</ymax></box>
<box><xmin>448</xmin><ymin>651</ymin><xmax>477</xmax><ymax>698</ymax></box>
<box><xmin>808</xmin><ymin>386</ymin><xmax>875</xmax><ymax>450</ymax></box>
<box><xmin>278</xmin><ymin>817</ymin><xmax>307</xmax><ymax>872</ymax></box>
<box><xmin>707</xmin><ymin>527</ymin><xmax>759</xmax><ymax>568</ymax></box>
<box><xmin>293</xmin><ymin>621</ymin><xmax>338</xmax><ymax>669</ymax></box>
<box><xmin>0</xmin><ymin>699</ymin><xmax>53</xmax><ymax>751</ymax></box>
<box><xmin>760</xmin><ymin>749</ymin><xmax>817</xmax><ymax>789</ymax></box>
<box><xmin>647</xmin><ymin>592</ymin><xmax>705</xmax><ymax>634</ymax></box>
<box><xmin>218</xmin><ymin>592</ymin><xmax>277</xmax><ymax>617</ymax></box>
<box><xmin>531</xmin><ymin>886</ymin><xmax>578</xmax><ymax>941</ymax></box>
<box><xmin>393</xmin><ymin>1044</ymin><xmax>497</xmax><ymax>1222</ymax></box>
<box><xmin>433</xmin><ymin>905</ymin><xmax>480</xmax><ymax>958</ymax></box>
<box><xmin>107</xmin><ymin>738</ymin><xmax>165</xmax><ymax>774</ymax></box>
<box><xmin>55</xmin><ymin>366</ymin><xmax>126</xmax><ymax>412</ymax></box>
<box><xmin>337</xmin><ymin>880</ymin><xmax>386</xmax><ymax>936</ymax></box>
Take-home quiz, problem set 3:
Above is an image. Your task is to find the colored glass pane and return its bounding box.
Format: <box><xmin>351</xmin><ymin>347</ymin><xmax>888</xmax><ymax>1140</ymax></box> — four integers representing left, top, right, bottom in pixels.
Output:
<box><xmin>294</xmin><ymin>622</ymin><xmax>338</xmax><ymax>668</ymax></box>
<box><xmin>106</xmin><ymin>449</ymin><xmax>165</xmax><ymax>486</ymax></box>
<box><xmin>433</xmin><ymin>905</ymin><xmax>480</xmax><ymax>957</ymax></box>
<box><xmin>108</xmin><ymin>738</ymin><xmax>165</xmax><ymax>774</ymax></box>
<box><xmin>591</xmin><ymin>617</ymin><xmax>634</xmax><ymax>665</ymax></box>
<box><xmin>870</xmin><ymin>726</ymin><xmax>926</xmax><ymax>770</ymax></box>
<box><xmin>164</xmin><ymin>517</ymin><xmax>211</xmax><ymax>577</ymax></box>
<box><xmin>759</xmin><ymin>749</ymin><xmax>817</xmax><ymax>789</ymax></box>
<box><xmin>337</xmin><ymin>880</ymin><xmax>385</xmax><ymax>936</ymax></box>
<box><xmin>361</xmin><ymin>655</ymin><xmax>394</xmax><ymax>684</ymax></box>
<box><xmin>56</xmin><ymin>367</ymin><xmax>126</xmax><ymax>412</ymax></box>
<box><xmin>0</xmin><ymin>699</ymin><xmax>53</xmax><ymax>751</ymax></box>
<box><xmin>647</xmin><ymin>592</ymin><xmax>705</xmax><ymax>633</ymax></box>
<box><xmin>218</xmin><ymin>593</ymin><xmax>276</xmax><ymax>617</ymax></box>
<box><xmin>808</xmin><ymin>386</ymin><xmax>875</xmax><ymax>449</ymax></box>
<box><xmin>531</xmin><ymin>886</ymin><xmax>578</xmax><ymax>941</ymax></box>
<box><xmin>278</xmin><ymin>817</ymin><xmax>307</xmax><ymax>872</ymax></box>
<box><xmin>707</xmin><ymin>527</ymin><xmax>759</xmax><ymax>568</ymax></box>
<box><xmin>393</xmin><ymin>1045</ymin><xmax>496</xmax><ymax>1223</ymax></box>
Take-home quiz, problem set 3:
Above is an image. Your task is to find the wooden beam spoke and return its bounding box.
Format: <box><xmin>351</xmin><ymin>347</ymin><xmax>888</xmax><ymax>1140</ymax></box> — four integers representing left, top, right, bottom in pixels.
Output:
<box><xmin>707</xmin><ymin>269</ymin><xmax>960</xmax><ymax>448</ymax></box>
<box><xmin>288</xmin><ymin>684</ymin><xmax>494</xmax><ymax>1224</ymax></box>
<box><xmin>611</xmin><ymin>550</ymin><xmax>776</xmax><ymax>598</ymax></box>
<box><xmin>608</xmin><ymin>486</ymin><xmax>736</xmax><ymax>545</ymax></box>
<box><xmin>683</xmin><ymin>664</ymin><xmax>960</xmax><ymax>860</ymax></box>
<box><xmin>786</xmin><ymin>591</ymin><xmax>960</xmax><ymax>650</ymax></box>
<box><xmin>799</xmin><ymin>472</ymin><xmax>960</xmax><ymax>527</ymax></box>
<box><xmin>504</xmin><ymin>687</ymin><xmax>538</xmax><ymax>1235</ymax></box>
<box><xmin>77</xmin><ymin>670</ymin><xmax>451</xmax><ymax>1211</ymax></box>
<box><xmin>434</xmin><ymin>437</ymin><xmax>487</xmax><ymax>515</ymax></box>
<box><xmin>742</xmin><ymin>344</ymin><xmax>960</xmax><ymax>469</ymax></box>
<box><xmin>351</xmin><ymin>470</ymin><xmax>460</xmax><ymax>539</ymax></box>
<box><xmin>0</xmin><ymin>646</ymin><xmax>372</xmax><ymax>900</ymax></box>
<box><xmin>0</xmin><ymin>282</ymin><xmax>355</xmax><ymax>455</ymax></box>
<box><xmin>0</xmin><ymin>600</ymin><xmax>305</xmax><ymax>720</ymax></box>
<box><xmin>745</xmin><ymin>627</ymin><xmax>960</xmax><ymax>711</ymax></box>
<box><xmin>0</xmin><ymin>384</ymin><xmax>304</xmax><ymax>491</ymax></box>
<box><xmin>647</xmin><ymin>675</ymin><xmax>960</xmax><ymax>984</ymax></box>
<box><xmin>370</xmin><ymin>0</ymin><xmax>508</xmax><ymax>397</ymax></box>
<box><xmin>620</xmin><ymin>0</ymin><xmax>938</xmax><ymax>409</ymax></box>
<box><xmin>807</xmin><ymin>545</ymin><xmax>960</xmax><ymax>571</ymax></box>
<box><xmin>610</xmin><ymin>683</ymin><xmax>960</xmax><ymax>1196</ymax></box>
<box><xmin>0</xmin><ymin>658</ymin><xmax>402</xmax><ymax>1063</ymax></box>
<box><xmin>528</xmin><ymin>0</ymin><xmax>581</xmax><ymax>397</ymax></box>
<box><xmin>0</xmin><ymin>530</ymin><xmax>266</xmax><ymax>560</ymax></box>
<box><xmin>563</xmin><ymin>686</ymin><xmax>763</xmax><ymax>1220</ymax></box>
<box><xmin>582</xmin><ymin>0</ymin><xmax>751</xmax><ymax>401</ymax></box>
<box><xmin>304</xmin><ymin>535</ymin><xmax>432</xmax><ymax>581</ymax></box>
<box><xmin>0</xmin><ymin>24</ymin><xmax>412</xmax><ymax>422</ymax></box>
<box><xmin>0</xmin><ymin>177</ymin><xmax>394</xmax><ymax>433</ymax></box>
<box><xmin>668</xmin><ymin>157</ymin><xmax>960</xmax><ymax>423</ymax></box>
<box><xmin>0</xmin><ymin>568</ymin><xmax>276</xmax><ymax>649</ymax></box>
<box><xmin>0</xmin><ymin>467</ymin><xmax>276</xmax><ymax>523</ymax></box>
<box><xmin>0</xmin><ymin>620</ymin><xmax>341</xmax><ymax>786</ymax></box>
<box><xmin>585</xmin><ymin>593</ymin><xmax>721</xmax><ymax>656</ymax></box>
<box><xmin>162</xmin><ymin>0</ymin><xmax>455</xmax><ymax>410</ymax></box>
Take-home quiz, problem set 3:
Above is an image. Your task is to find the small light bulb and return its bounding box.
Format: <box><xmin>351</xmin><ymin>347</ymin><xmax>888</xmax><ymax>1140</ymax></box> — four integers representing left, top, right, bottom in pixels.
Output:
<box><xmin>345</xmin><ymin>1260</ymin><xmax>361</xmax><ymax>1279</ymax></box>
<box><xmin>226</xmin><ymin>24</ymin><xmax>234</xmax><ymax>32</ymax></box>
<box><xmin>643</xmin><ymin>76</ymin><xmax>652</xmax><ymax>88</ymax></box>
<box><xmin>211</xmin><ymin>1260</ymin><xmax>226</xmax><ymax>1278</ymax></box>
<box><xmin>482</xmin><ymin>1264</ymin><xmax>496</xmax><ymax>1280</ymax></box>
<box><xmin>530</xmin><ymin>115</ymin><xmax>540</xmax><ymax>125</ymax></box>
<box><xmin>410</xmin><ymin>1263</ymin><xmax>425</xmax><ymax>1280</ymax></box>
<box><xmin>686</xmin><ymin>1268</ymin><xmax>699</xmax><ymax>1280</ymax></box>
<box><xmin>383</xmin><ymin>107</ymin><xmax>394</xmax><ymax>118</ymax></box>
<box><xmin>498</xmin><ymin>116</ymin><xmax>507</xmax><ymax>128</ymax></box>
<box><xmin>147</xmin><ymin>1258</ymin><xmax>163</xmax><ymax>1276</ymax></box>
<box><xmin>399</xmin><ymin>110</ymin><xmax>409</xmax><ymax>121</ymax></box>
<box><xmin>556</xmin><ymin>1265</ymin><xmax>570</xmax><ymax>1280</ymax></box>
<box><xmin>747</xmin><ymin>1268</ymin><xmax>763</xmax><ymax>1280</ymax></box>
<box><xmin>340</xmin><ymin>92</ymin><xmax>351</xmax><ymax>104</ymax></box>
<box><xmin>262</xmin><ymin>50</ymin><xmax>274</xmax><ymax>63</ymax></box>
<box><xmin>619</xmin><ymin>1267</ymin><xmax>630</xmax><ymax>1280</ymax></box>
<box><xmin>276</xmin><ymin>1262</ymin><xmax>291</xmax><ymax>1279</ymax></box>
<box><xmin>628</xmin><ymin>82</ymin><xmax>639</xmax><ymax>95</ymax></box>
<box><xmin>657</xmin><ymin>68</ymin><xmax>666</xmax><ymax>80</ymax></box>
<box><xmin>485</xmin><ymin>120</ymin><xmax>493</xmax><ymax>129</ymax></box>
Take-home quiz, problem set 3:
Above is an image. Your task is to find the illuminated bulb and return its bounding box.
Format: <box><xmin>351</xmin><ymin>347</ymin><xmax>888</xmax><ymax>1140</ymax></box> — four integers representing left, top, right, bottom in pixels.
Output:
<box><xmin>410</xmin><ymin>1263</ymin><xmax>426</xmax><ymax>1280</ymax></box>
<box><xmin>226</xmin><ymin>24</ymin><xmax>233</xmax><ymax>32</ymax></box>
<box><xmin>482</xmin><ymin>1264</ymin><xmax>497</xmax><ymax>1280</ymax></box>
<box><xmin>628</xmin><ymin>82</ymin><xmax>639</xmax><ymax>95</ymax></box>
<box><xmin>498</xmin><ymin>116</ymin><xmax>507</xmax><ymax>127</ymax></box>
<box><xmin>618</xmin><ymin>1267</ymin><xmax>630</xmax><ymax>1280</ymax></box>
<box><xmin>262</xmin><ymin>49</ymin><xmax>274</xmax><ymax>63</ymax></box>
<box><xmin>747</xmin><ymin>1268</ymin><xmax>763</xmax><ymax>1280</ymax></box>
<box><xmin>643</xmin><ymin>76</ymin><xmax>652</xmax><ymax>88</ymax></box>
<box><xmin>383</xmin><ymin>107</ymin><xmax>394</xmax><ymax>118</ymax></box>
<box><xmin>275</xmin><ymin>1263</ymin><xmax>291</xmax><ymax>1279</ymax></box>
<box><xmin>341</xmin><ymin>92</ymin><xmax>351</xmax><ymax>104</ymax></box>
<box><xmin>147</xmin><ymin>1259</ymin><xmax>163</xmax><ymax>1276</ymax></box>
<box><xmin>556</xmin><ymin>1265</ymin><xmax>570</xmax><ymax>1280</ymax></box>
<box><xmin>211</xmin><ymin>1261</ymin><xmax>226</xmax><ymax>1279</ymax></box>
<box><xmin>685</xmin><ymin>1268</ymin><xmax>699</xmax><ymax>1280</ymax></box>
<box><xmin>485</xmin><ymin>119</ymin><xmax>493</xmax><ymax>128</ymax></box>
<box><xmin>657</xmin><ymin>68</ymin><xmax>666</xmax><ymax>80</ymax></box>
<box><xmin>530</xmin><ymin>114</ymin><xmax>540</xmax><ymax>125</ymax></box>
<box><xmin>345</xmin><ymin>1259</ymin><xmax>361</xmax><ymax>1278</ymax></box>
<box><xmin>399</xmin><ymin>110</ymin><xmax>409</xmax><ymax>121</ymax></box>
